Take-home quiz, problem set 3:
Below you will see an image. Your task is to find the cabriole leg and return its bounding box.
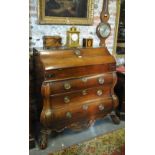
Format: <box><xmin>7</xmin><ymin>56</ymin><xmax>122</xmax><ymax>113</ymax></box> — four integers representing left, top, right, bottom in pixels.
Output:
<box><xmin>39</xmin><ymin>129</ymin><xmax>50</xmax><ymax>149</ymax></box>
<box><xmin>110</xmin><ymin>111</ymin><xmax>120</xmax><ymax>124</ymax></box>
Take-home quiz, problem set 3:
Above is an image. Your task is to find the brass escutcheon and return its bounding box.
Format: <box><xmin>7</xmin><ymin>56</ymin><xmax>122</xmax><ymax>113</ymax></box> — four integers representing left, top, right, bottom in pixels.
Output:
<box><xmin>98</xmin><ymin>77</ymin><xmax>104</xmax><ymax>84</ymax></box>
<box><xmin>64</xmin><ymin>96</ymin><xmax>70</xmax><ymax>103</ymax></box>
<box><xmin>82</xmin><ymin>90</ymin><xmax>87</xmax><ymax>95</ymax></box>
<box><xmin>81</xmin><ymin>77</ymin><xmax>88</xmax><ymax>82</ymax></box>
<box><xmin>64</xmin><ymin>82</ymin><xmax>71</xmax><ymax>90</ymax></box>
<box><xmin>98</xmin><ymin>104</ymin><xmax>104</xmax><ymax>111</ymax></box>
<box><xmin>82</xmin><ymin>104</ymin><xmax>88</xmax><ymax>110</ymax></box>
<box><xmin>47</xmin><ymin>73</ymin><xmax>55</xmax><ymax>78</ymax></box>
<box><xmin>74</xmin><ymin>49</ymin><xmax>82</xmax><ymax>58</ymax></box>
<box><xmin>66</xmin><ymin>112</ymin><xmax>72</xmax><ymax>118</ymax></box>
<box><xmin>97</xmin><ymin>89</ymin><xmax>103</xmax><ymax>96</ymax></box>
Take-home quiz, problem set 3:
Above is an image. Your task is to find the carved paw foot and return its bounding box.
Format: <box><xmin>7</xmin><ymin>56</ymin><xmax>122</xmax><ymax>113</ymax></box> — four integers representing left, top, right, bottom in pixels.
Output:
<box><xmin>111</xmin><ymin>114</ymin><xmax>120</xmax><ymax>124</ymax></box>
<box><xmin>39</xmin><ymin>133</ymin><xmax>48</xmax><ymax>149</ymax></box>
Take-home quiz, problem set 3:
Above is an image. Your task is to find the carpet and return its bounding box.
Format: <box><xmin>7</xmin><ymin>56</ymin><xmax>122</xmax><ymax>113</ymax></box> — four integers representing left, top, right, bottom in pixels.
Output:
<box><xmin>48</xmin><ymin>128</ymin><xmax>125</xmax><ymax>155</ymax></box>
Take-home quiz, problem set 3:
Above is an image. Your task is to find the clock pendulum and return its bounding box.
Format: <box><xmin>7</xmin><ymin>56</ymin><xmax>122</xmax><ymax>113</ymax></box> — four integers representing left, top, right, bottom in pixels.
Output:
<box><xmin>96</xmin><ymin>0</ymin><xmax>111</xmax><ymax>47</ymax></box>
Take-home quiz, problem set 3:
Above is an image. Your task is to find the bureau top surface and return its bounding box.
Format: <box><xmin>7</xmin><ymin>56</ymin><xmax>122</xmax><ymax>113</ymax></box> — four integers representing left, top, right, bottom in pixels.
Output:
<box><xmin>33</xmin><ymin>47</ymin><xmax>116</xmax><ymax>70</ymax></box>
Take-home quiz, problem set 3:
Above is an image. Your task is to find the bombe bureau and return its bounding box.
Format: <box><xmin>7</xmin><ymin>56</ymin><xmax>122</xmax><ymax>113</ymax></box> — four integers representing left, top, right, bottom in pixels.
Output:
<box><xmin>33</xmin><ymin>47</ymin><xmax>120</xmax><ymax>149</ymax></box>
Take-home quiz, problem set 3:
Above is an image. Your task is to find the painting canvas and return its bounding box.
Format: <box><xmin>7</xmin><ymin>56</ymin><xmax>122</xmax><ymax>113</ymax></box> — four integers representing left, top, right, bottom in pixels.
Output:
<box><xmin>39</xmin><ymin>0</ymin><xmax>94</xmax><ymax>25</ymax></box>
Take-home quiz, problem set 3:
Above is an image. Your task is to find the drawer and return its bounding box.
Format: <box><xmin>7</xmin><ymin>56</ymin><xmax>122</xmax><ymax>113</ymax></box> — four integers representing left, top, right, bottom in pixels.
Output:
<box><xmin>46</xmin><ymin>97</ymin><xmax>113</xmax><ymax>129</ymax></box>
<box><xmin>44</xmin><ymin>64</ymin><xmax>116</xmax><ymax>81</ymax></box>
<box><xmin>50</xmin><ymin>85</ymin><xmax>112</xmax><ymax>108</ymax></box>
<box><xmin>43</xmin><ymin>73</ymin><xmax>113</xmax><ymax>95</ymax></box>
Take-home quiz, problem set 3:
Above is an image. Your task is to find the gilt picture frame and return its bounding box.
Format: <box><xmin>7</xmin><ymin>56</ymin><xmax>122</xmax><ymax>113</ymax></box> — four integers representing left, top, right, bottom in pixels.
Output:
<box><xmin>38</xmin><ymin>0</ymin><xmax>94</xmax><ymax>25</ymax></box>
<box><xmin>112</xmin><ymin>0</ymin><xmax>121</xmax><ymax>57</ymax></box>
<box><xmin>112</xmin><ymin>0</ymin><xmax>125</xmax><ymax>61</ymax></box>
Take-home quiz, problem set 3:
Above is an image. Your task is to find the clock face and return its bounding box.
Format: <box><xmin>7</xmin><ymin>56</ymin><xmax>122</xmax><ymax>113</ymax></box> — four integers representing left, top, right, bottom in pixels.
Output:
<box><xmin>97</xmin><ymin>22</ymin><xmax>111</xmax><ymax>38</ymax></box>
<box><xmin>71</xmin><ymin>33</ymin><xmax>78</xmax><ymax>42</ymax></box>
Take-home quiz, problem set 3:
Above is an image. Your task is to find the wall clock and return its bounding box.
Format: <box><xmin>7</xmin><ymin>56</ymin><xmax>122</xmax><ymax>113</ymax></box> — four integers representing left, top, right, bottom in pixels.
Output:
<box><xmin>66</xmin><ymin>27</ymin><xmax>80</xmax><ymax>48</ymax></box>
<box><xmin>97</xmin><ymin>22</ymin><xmax>111</xmax><ymax>38</ymax></box>
<box><xmin>96</xmin><ymin>0</ymin><xmax>111</xmax><ymax>47</ymax></box>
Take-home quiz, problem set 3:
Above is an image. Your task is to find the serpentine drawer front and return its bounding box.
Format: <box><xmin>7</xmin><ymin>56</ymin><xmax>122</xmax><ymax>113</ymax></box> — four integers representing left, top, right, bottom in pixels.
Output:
<box><xmin>33</xmin><ymin>47</ymin><xmax>119</xmax><ymax>149</ymax></box>
<box><xmin>49</xmin><ymin>86</ymin><xmax>112</xmax><ymax>108</ymax></box>
<box><xmin>57</xmin><ymin>97</ymin><xmax>113</xmax><ymax>122</ymax></box>
<box><xmin>44</xmin><ymin>73</ymin><xmax>113</xmax><ymax>95</ymax></box>
<box><xmin>40</xmin><ymin>97</ymin><xmax>113</xmax><ymax>129</ymax></box>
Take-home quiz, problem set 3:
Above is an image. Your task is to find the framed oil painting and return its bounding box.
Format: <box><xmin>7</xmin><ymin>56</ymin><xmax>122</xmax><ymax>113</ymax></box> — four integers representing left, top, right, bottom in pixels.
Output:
<box><xmin>38</xmin><ymin>0</ymin><xmax>94</xmax><ymax>25</ymax></box>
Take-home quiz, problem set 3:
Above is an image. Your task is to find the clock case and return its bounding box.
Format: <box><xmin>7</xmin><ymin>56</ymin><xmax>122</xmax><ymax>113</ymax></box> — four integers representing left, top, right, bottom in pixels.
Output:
<box><xmin>66</xmin><ymin>27</ymin><xmax>80</xmax><ymax>48</ymax></box>
<box><xmin>97</xmin><ymin>22</ymin><xmax>111</xmax><ymax>39</ymax></box>
<box><xmin>96</xmin><ymin>0</ymin><xmax>111</xmax><ymax>47</ymax></box>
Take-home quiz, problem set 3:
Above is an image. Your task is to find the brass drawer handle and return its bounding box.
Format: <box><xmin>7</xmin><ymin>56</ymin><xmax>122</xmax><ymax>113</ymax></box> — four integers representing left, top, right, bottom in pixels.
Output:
<box><xmin>81</xmin><ymin>77</ymin><xmax>87</xmax><ymax>83</ymax></box>
<box><xmin>97</xmin><ymin>89</ymin><xmax>103</xmax><ymax>96</ymax></box>
<box><xmin>66</xmin><ymin>112</ymin><xmax>72</xmax><ymax>118</ymax></box>
<box><xmin>98</xmin><ymin>77</ymin><xmax>104</xmax><ymax>84</ymax></box>
<box><xmin>99</xmin><ymin>104</ymin><xmax>104</xmax><ymax>111</ymax></box>
<box><xmin>64</xmin><ymin>96</ymin><xmax>70</xmax><ymax>103</ymax></box>
<box><xmin>74</xmin><ymin>49</ymin><xmax>82</xmax><ymax>58</ymax></box>
<box><xmin>64</xmin><ymin>82</ymin><xmax>71</xmax><ymax>90</ymax></box>
<box><xmin>82</xmin><ymin>104</ymin><xmax>88</xmax><ymax>111</ymax></box>
<box><xmin>82</xmin><ymin>90</ymin><xmax>87</xmax><ymax>95</ymax></box>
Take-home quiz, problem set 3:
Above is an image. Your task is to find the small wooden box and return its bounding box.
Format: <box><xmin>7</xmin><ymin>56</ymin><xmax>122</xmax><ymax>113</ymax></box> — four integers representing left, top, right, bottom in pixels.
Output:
<box><xmin>43</xmin><ymin>36</ymin><xmax>62</xmax><ymax>49</ymax></box>
<box><xmin>83</xmin><ymin>38</ymin><xmax>93</xmax><ymax>48</ymax></box>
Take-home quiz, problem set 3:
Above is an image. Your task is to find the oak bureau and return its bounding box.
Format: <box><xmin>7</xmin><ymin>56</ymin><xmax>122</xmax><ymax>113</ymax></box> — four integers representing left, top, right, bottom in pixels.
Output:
<box><xmin>33</xmin><ymin>47</ymin><xmax>120</xmax><ymax>149</ymax></box>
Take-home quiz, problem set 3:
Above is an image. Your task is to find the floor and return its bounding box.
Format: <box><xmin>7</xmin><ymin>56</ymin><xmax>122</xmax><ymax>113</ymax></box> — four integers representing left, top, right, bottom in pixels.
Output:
<box><xmin>29</xmin><ymin>115</ymin><xmax>125</xmax><ymax>155</ymax></box>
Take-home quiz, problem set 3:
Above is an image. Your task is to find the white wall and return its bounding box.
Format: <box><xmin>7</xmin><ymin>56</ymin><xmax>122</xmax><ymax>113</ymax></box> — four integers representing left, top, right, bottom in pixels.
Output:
<box><xmin>29</xmin><ymin>0</ymin><xmax>117</xmax><ymax>54</ymax></box>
